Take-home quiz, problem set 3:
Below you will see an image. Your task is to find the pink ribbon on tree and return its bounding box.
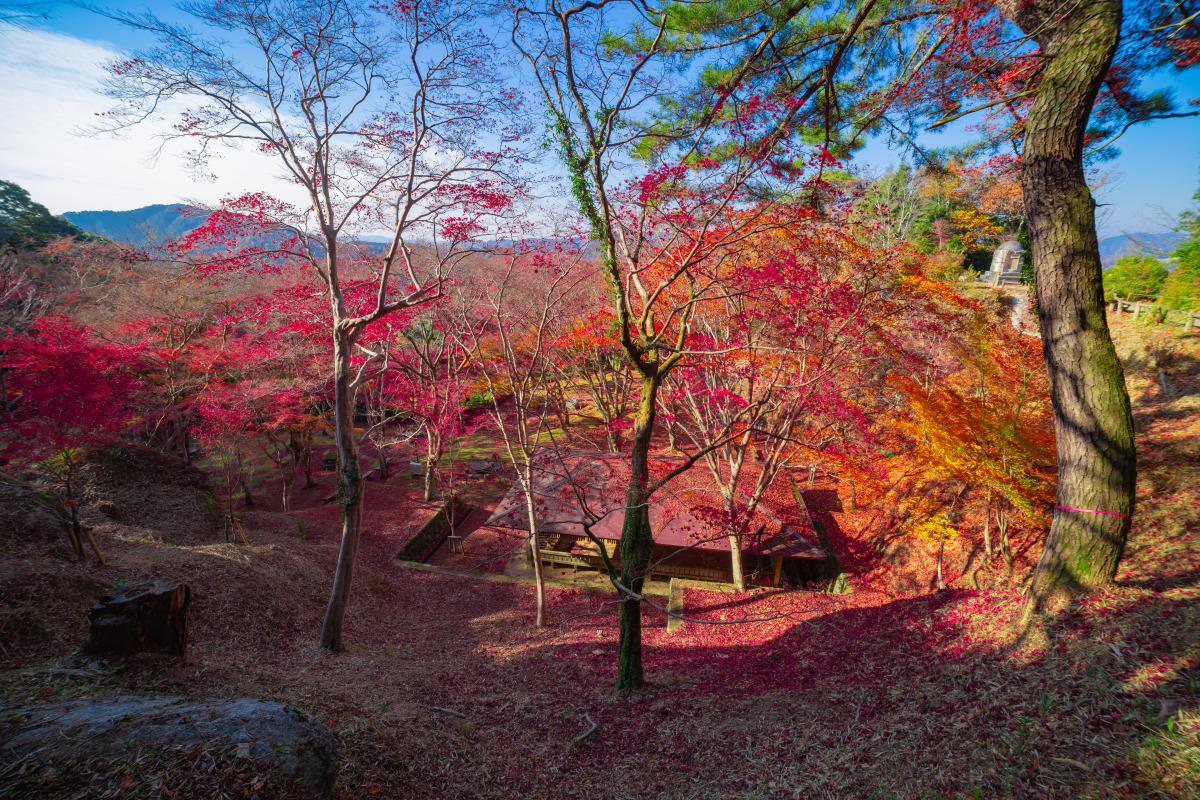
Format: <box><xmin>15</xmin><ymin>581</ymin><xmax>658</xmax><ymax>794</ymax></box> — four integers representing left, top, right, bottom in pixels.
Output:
<box><xmin>1054</xmin><ymin>504</ymin><xmax>1129</xmax><ymax>519</ymax></box>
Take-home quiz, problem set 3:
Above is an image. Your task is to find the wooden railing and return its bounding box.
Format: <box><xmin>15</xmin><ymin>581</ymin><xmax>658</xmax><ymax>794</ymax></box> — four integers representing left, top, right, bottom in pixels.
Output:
<box><xmin>1110</xmin><ymin>295</ymin><xmax>1199</xmax><ymax>333</ymax></box>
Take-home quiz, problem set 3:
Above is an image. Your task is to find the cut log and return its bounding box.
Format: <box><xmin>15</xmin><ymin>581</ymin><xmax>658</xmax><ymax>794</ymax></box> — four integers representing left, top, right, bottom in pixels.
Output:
<box><xmin>84</xmin><ymin>580</ymin><xmax>190</xmax><ymax>659</ymax></box>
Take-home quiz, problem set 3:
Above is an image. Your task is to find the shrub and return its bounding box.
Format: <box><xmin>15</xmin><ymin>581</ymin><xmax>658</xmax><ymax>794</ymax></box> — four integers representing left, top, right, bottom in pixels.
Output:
<box><xmin>1103</xmin><ymin>254</ymin><xmax>1169</xmax><ymax>301</ymax></box>
<box><xmin>463</xmin><ymin>388</ymin><xmax>494</xmax><ymax>410</ymax></box>
<box><xmin>1160</xmin><ymin>262</ymin><xmax>1200</xmax><ymax>312</ymax></box>
<box><xmin>1162</xmin><ymin>186</ymin><xmax>1200</xmax><ymax>311</ymax></box>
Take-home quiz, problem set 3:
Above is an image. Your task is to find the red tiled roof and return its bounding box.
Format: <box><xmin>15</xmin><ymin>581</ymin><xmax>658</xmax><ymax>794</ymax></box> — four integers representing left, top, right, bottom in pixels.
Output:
<box><xmin>484</xmin><ymin>451</ymin><xmax>826</xmax><ymax>560</ymax></box>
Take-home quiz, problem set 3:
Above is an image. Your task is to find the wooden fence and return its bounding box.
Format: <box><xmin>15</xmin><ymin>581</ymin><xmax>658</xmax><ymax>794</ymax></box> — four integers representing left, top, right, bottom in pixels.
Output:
<box><xmin>1110</xmin><ymin>295</ymin><xmax>1200</xmax><ymax>333</ymax></box>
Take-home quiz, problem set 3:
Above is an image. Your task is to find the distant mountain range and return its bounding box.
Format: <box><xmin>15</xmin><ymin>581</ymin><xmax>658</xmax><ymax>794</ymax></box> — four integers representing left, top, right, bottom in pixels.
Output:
<box><xmin>62</xmin><ymin>204</ymin><xmax>207</xmax><ymax>249</ymax></box>
<box><xmin>61</xmin><ymin>204</ymin><xmax>394</xmax><ymax>253</ymax></box>
<box><xmin>60</xmin><ymin>203</ymin><xmax>1188</xmax><ymax>266</ymax></box>
<box><xmin>1098</xmin><ymin>231</ymin><xmax>1185</xmax><ymax>267</ymax></box>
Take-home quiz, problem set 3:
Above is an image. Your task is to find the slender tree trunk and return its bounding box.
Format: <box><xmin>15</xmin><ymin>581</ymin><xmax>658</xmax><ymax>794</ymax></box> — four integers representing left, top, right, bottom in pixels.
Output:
<box><xmin>554</xmin><ymin>386</ymin><xmax>572</xmax><ymax>431</ymax></box>
<box><xmin>377</xmin><ymin>445</ymin><xmax>389</xmax><ymax>481</ymax></box>
<box><xmin>320</xmin><ymin>329</ymin><xmax>364</xmax><ymax>651</ymax></box>
<box><xmin>983</xmin><ymin>489</ymin><xmax>993</xmax><ymax>559</ymax></box>
<box><xmin>935</xmin><ymin>536</ymin><xmax>946</xmax><ymax>591</ymax></box>
<box><xmin>606</xmin><ymin>424</ymin><xmax>621</xmax><ymax>454</ymax></box>
<box><xmin>293</xmin><ymin>432</ymin><xmax>317</xmax><ymax>489</ymax></box>
<box><xmin>727</xmin><ymin>533</ymin><xmax>746</xmax><ymax>591</ymax></box>
<box><xmin>616</xmin><ymin>373</ymin><xmax>658</xmax><ymax>691</ymax></box>
<box><xmin>180</xmin><ymin>418</ymin><xmax>192</xmax><ymax>465</ymax></box>
<box><xmin>1005</xmin><ymin>0</ymin><xmax>1135</xmax><ymax>613</ymax></box>
<box><xmin>523</xmin><ymin>485</ymin><xmax>546</xmax><ymax>627</ymax></box>
<box><xmin>423</xmin><ymin>458</ymin><xmax>435</xmax><ymax>502</ymax></box>
<box><xmin>303</xmin><ymin>452</ymin><xmax>315</xmax><ymax>488</ymax></box>
<box><xmin>62</xmin><ymin>464</ymin><xmax>106</xmax><ymax>565</ymax></box>
<box><xmin>236</xmin><ymin>448</ymin><xmax>254</xmax><ymax>509</ymax></box>
<box><xmin>64</xmin><ymin>469</ymin><xmax>84</xmax><ymax>560</ymax></box>
<box><xmin>80</xmin><ymin>523</ymin><xmax>107</xmax><ymax>566</ymax></box>
<box><xmin>999</xmin><ymin>508</ymin><xmax>1015</xmax><ymax>579</ymax></box>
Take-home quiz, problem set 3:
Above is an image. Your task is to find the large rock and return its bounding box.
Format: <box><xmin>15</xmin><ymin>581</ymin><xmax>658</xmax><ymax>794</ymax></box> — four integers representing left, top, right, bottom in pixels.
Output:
<box><xmin>84</xmin><ymin>579</ymin><xmax>190</xmax><ymax>658</ymax></box>
<box><xmin>0</xmin><ymin>695</ymin><xmax>339</xmax><ymax>798</ymax></box>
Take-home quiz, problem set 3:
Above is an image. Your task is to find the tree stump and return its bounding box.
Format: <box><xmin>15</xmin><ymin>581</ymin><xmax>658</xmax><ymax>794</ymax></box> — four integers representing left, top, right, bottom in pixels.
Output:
<box><xmin>84</xmin><ymin>580</ymin><xmax>190</xmax><ymax>659</ymax></box>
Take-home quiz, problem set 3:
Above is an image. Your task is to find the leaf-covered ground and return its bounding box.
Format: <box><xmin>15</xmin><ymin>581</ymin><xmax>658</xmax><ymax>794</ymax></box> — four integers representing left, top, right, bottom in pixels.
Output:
<box><xmin>2</xmin><ymin>316</ymin><xmax>1198</xmax><ymax>799</ymax></box>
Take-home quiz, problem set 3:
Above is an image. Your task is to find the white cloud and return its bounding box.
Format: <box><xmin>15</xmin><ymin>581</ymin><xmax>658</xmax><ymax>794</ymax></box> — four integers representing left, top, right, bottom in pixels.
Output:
<box><xmin>0</xmin><ymin>25</ymin><xmax>305</xmax><ymax>213</ymax></box>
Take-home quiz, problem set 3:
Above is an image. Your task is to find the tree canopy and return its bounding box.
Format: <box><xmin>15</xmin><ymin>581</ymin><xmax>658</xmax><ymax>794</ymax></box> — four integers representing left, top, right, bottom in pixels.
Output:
<box><xmin>1103</xmin><ymin>253</ymin><xmax>1170</xmax><ymax>301</ymax></box>
<box><xmin>0</xmin><ymin>180</ymin><xmax>85</xmax><ymax>251</ymax></box>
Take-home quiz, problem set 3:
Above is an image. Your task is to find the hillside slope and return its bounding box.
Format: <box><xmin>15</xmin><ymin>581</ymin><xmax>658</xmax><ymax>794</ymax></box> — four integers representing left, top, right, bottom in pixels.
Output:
<box><xmin>1</xmin><ymin>315</ymin><xmax>1197</xmax><ymax>799</ymax></box>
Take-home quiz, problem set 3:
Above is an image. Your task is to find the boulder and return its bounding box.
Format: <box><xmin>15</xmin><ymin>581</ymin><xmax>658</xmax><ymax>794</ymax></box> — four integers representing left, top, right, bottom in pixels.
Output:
<box><xmin>84</xmin><ymin>580</ymin><xmax>190</xmax><ymax>658</ymax></box>
<box><xmin>0</xmin><ymin>695</ymin><xmax>339</xmax><ymax>798</ymax></box>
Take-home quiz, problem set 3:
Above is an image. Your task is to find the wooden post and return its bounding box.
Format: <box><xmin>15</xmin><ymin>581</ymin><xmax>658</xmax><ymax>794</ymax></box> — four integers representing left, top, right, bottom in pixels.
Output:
<box><xmin>666</xmin><ymin>578</ymin><xmax>683</xmax><ymax>633</ymax></box>
<box><xmin>807</xmin><ymin>463</ymin><xmax>817</xmax><ymax>488</ymax></box>
<box><xmin>772</xmin><ymin>556</ymin><xmax>784</xmax><ymax>588</ymax></box>
<box><xmin>1133</xmin><ymin>302</ymin><xmax>1142</xmax><ymax>320</ymax></box>
<box><xmin>1186</xmin><ymin>314</ymin><xmax>1197</xmax><ymax>334</ymax></box>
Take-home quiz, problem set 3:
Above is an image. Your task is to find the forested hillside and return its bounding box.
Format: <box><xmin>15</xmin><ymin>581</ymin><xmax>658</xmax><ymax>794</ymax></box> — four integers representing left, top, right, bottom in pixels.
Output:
<box><xmin>1</xmin><ymin>0</ymin><xmax>1197</xmax><ymax>797</ymax></box>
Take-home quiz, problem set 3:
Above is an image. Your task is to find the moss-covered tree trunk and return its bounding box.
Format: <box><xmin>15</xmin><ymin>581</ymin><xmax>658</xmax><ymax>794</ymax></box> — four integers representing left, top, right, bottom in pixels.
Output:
<box><xmin>1000</xmin><ymin>0</ymin><xmax>1136</xmax><ymax>612</ymax></box>
<box><xmin>616</xmin><ymin>374</ymin><xmax>659</xmax><ymax>690</ymax></box>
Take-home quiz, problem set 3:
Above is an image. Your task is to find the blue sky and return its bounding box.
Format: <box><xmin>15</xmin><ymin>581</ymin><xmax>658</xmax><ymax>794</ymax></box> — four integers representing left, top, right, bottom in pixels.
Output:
<box><xmin>2</xmin><ymin>1</ymin><xmax>1198</xmax><ymax>237</ymax></box>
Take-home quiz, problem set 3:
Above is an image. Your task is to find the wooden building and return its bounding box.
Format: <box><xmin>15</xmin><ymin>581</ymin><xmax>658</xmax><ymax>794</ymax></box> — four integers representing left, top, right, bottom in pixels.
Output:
<box><xmin>484</xmin><ymin>451</ymin><xmax>828</xmax><ymax>588</ymax></box>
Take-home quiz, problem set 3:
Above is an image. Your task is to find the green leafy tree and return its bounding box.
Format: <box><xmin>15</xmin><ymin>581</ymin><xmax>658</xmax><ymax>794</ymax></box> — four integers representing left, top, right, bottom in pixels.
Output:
<box><xmin>1102</xmin><ymin>254</ymin><xmax>1169</xmax><ymax>301</ymax></box>
<box><xmin>1161</xmin><ymin>264</ymin><xmax>1200</xmax><ymax>312</ymax></box>
<box><xmin>0</xmin><ymin>180</ymin><xmax>84</xmax><ymax>251</ymax></box>
<box><xmin>1162</xmin><ymin>188</ymin><xmax>1200</xmax><ymax>311</ymax></box>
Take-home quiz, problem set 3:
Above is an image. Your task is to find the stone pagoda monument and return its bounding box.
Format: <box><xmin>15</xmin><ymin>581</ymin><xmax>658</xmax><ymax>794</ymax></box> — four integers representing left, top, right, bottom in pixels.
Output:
<box><xmin>979</xmin><ymin>237</ymin><xmax>1024</xmax><ymax>286</ymax></box>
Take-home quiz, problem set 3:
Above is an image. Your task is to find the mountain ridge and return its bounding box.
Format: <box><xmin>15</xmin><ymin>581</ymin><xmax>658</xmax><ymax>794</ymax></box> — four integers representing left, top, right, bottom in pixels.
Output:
<box><xmin>1098</xmin><ymin>230</ymin><xmax>1185</xmax><ymax>267</ymax></box>
<box><xmin>62</xmin><ymin>203</ymin><xmax>207</xmax><ymax>248</ymax></box>
<box><xmin>60</xmin><ymin>203</ymin><xmax>1188</xmax><ymax>266</ymax></box>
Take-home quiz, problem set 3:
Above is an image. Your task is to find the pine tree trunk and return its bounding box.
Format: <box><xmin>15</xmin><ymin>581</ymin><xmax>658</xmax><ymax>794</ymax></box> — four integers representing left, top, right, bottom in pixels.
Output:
<box><xmin>320</xmin><ymin>329</ymin><xmax>364</xmax><ymax>651</ymax></box>
<box><xmin>616</xmin><ymin>374</ymin><xmax>658</xmax><ymax>690</ymax></box>
<box><xmin>999</xmin><ymin>0</ymin><xmax>1135</xmax><ymax>613</ymax></box>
